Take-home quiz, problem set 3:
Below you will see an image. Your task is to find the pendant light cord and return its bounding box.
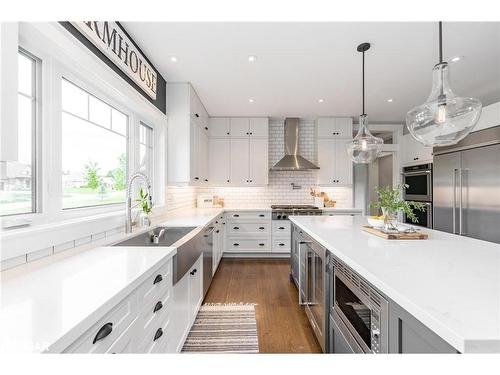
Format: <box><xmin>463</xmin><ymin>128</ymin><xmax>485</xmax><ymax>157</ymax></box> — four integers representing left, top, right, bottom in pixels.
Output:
<box><xmin>362</xmin><ymin>50</ymin><xmax>365</xmax><ymax>115</ymax></box>
<box><xmin>438</xmin><ymin>21</ymin><xmax>443</xmax><ymax>64</ymax></box>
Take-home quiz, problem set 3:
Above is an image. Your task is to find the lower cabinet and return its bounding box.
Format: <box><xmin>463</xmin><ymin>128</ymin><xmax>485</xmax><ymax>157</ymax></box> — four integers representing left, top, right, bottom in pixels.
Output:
<box><xmin>388</xmin><ymin>302</ymin><xmax>458</xmax><ymax>353</ymax></box>
<box><xmin>61</xmin><ymin>255</ymin><xmax>205</xmax><ymax>354</ymax></box>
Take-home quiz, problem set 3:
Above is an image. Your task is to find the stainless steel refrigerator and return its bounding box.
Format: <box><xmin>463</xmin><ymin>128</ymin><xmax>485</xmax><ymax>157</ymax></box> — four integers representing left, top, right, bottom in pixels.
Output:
<box><xmin>433</xmin><ymin>126</ymin><xmax>500</xmax><ymax>244</ymax></box>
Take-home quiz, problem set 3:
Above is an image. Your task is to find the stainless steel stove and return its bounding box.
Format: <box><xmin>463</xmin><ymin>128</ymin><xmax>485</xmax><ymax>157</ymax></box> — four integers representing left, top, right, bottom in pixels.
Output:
<box><xmin>271</xmin><ymin>204</ymin><xmax>322</xmax><ymax>220</ymax></box>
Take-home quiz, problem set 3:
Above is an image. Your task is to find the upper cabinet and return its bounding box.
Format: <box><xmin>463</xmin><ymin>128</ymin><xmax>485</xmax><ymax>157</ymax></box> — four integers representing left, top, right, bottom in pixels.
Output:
<box><xmin>209</xmin><ymin>117</ymin><xmax>269</xmax><ymax>186</ymax></box>
<box><xmin>316</xmin><ymin>117</ymin><xmax>354</xmax><ymax>185</ymax></box>
<box><xmin>402</xmin><ymin>133</ymin><xmax>433</xmax><ymax>166</ymax></box>
<box><xmin>166</xmin><ymin>83</ymin><xmax>209</xmax><ymax>185</ymax></box>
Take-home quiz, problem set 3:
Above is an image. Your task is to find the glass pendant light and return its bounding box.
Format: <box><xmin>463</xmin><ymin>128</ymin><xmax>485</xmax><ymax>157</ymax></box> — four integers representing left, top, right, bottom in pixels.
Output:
<box><xmin>346</xmin><ymin>42</ymin><xmax>383</xmax><ymax>164</ymax></box>
<box><xmin>406</xmin><ymin>22</ymin><xmax>482</xmax><ymax>147</ymax></box>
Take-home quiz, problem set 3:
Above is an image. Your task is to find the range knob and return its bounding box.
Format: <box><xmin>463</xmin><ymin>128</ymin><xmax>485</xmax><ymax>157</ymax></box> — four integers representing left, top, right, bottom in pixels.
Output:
<box><xmin>277</xmin><ymin>214</ymin><xmax>282</xmax><ymax>219</ymax></box>
<box><xmin>282</xmin><ymin>215</ymin><xmax>287</xmax><ymax>220</ymax></box>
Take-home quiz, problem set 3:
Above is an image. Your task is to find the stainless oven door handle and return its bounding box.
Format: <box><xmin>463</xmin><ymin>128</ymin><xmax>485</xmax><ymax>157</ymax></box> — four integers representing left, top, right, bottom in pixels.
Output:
<box><xmin>298</xmin><ymin>242</ymin><xmax>306</xmax><ymax>305</ymax></box>
<box><xmin>402</xmin><ymin>170</ymin><xmax>432</xmax><ymax>176</ymax></box>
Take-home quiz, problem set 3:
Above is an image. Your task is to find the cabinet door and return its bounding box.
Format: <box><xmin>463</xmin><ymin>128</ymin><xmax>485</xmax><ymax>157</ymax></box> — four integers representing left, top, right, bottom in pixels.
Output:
<box><xmin>317</xmin><ymin>138</ymin><xmax>335</xmax><ymax>184</ymax></box>
<box><xmin>317</xmin><ymin>118</ymin><xmax>336</xmax><ymax>138</ymax></box>
<box><xmin>334</xmin><ymin>139</ymin><xmax>353</xmax><ymax>184</ymax></box>
<box><xmin>230</xmin><ymin>118</ymin><xmax>250</xmax><ymax>137</ymax></box>
<box><xmin>249</xmin><ymin>118</ymin><xmax>268</xmax><ymax>137</ymax></box>
<box><xmin>190</xmin><ymin>122</ymin><xmax>200</xmax><ymax>183</ymax></box>
<box><xmin>189</xmin><ymin>256</ymin><xmax>203</xmax><ymax>321</ymax></box>
<box><xmin>209</xmin><ymin>118</ymin><xmax>230</xmax><ymax>137</ymax></box>
<box><xmin>209</xmin><ymin>138</ymin><xmax>231</xmax><ymax>185</ymax></box>
<box><xmin>335</xmin><ymin>118</ymin><xmax>353</xmax><ymax>138</ymax></box>
<box><xmin>230</xmin><ymin>138</ymin><xmax>250</xmax><ymax>185</ymax></box>
<box><xmin>249</xmin><ymin>138</ymin><xmax>268</xmax><ymax>185</ymax></box>
<box><xmin>198</xmin><ymin>129</ymin><xmax>209</xmax><ymax>184</ymax></box>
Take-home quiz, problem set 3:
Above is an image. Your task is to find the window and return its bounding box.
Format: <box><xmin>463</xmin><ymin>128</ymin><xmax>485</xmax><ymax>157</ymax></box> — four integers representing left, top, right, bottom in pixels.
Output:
<box><xmin>139</xmin><ymin>122</ymin><xmax>153</xmax><ymax>180</ymax></box>
<box><xmin>0</xmin><ymin>50</ymin><xmax>38</xmax><ymax>216</ymax></box>
<box><xmin>61</xmin><ymin>79</ymin><xmax>128</xmax><ymax>209</ymax></box>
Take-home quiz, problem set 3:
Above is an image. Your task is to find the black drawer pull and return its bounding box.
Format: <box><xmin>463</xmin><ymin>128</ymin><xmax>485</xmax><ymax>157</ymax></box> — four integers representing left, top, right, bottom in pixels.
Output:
<box><xmin>259</xmin><ymin>227</ymin><xmax>265</xmax><ymax>230</ymax></box>
<box><xmin>233</xmin><ymin>226</ymin><xmax>239</xmax><ymax>230</ymax></box>
<box><xmin>190</xmin><ymin>268</ymin><xmax>197</xmax><ymax>275</ymax></box>
<box><xmin>93</xmin><ymin>322</ymin><xmax>113</xmax><ymax>344</ymax></box>
<box><xmin>153</xmin><ymin>301</ymin><xmax>163</xmax><ymax>313</ymax></box>
<box><xmin>216</xmin><ymin>230</ymin><xmax>220</xmax><ymax>233</ymax></box>
<box><xmin>195</xmin><ymin>113</ymin><xmax>199</xmax><ymax>118</ymax></box>
<box><xmin>279</xmin><ymin>227</ymin><xmax>285</xmax><ymax>230</ymax></box>
<box><xmin>234</xmin><ymin>243</ymin><xmax>240</xmax><ymax>246</ymax></box>
<box><xmin>204</xmin><ymin>179</ymin><xmax>208</xmax><ymax>182</ymax></box>
<box><xmin>154</xmin><ymin>328</ymin><xmax>163</xmax><ymax>341</ymax></box>
<box><xmin>279</xmin><ymin>243</ymin><xmax>285</xmax><ymax>246</ymax></box>
<box><xmin>204</xmin><ymin>126</ymin><xmax>208</xmax><ymax>130</ymax></box>
<box><xmin>259</xmin><ymin>214</ymin><xmax>265</xmax><ymax>217</ymax></box>
<box><xmin>259</xmin><ymin>243</ymin><xmax>265</xmax><ymax>246</ymax></box>
<box><xmin>194</xmin><ymin>177</ymin><xmax>199</xmax><ymax>180</ymax></box>
<box><xmin>233</xmin><ymin>214</ymin><xmax>239</xmax><ymax>217</ymax></box>
<box><xmin>153</xmin><ymin>274</ymin><xmax>163</xmax><ymax>285</ymax></box>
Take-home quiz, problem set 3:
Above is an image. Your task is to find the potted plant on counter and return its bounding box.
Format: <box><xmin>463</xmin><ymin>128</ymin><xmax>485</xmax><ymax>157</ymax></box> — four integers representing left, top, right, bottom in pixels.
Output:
<box><xmin>136</xmin><ymin>187</ymin><xmax>152</xmax><ymax>227</ymax></box>
<box><xmin>370</xmin><ymin>184</ymin><xmax>425</xmax><ymax>231</ymax></box>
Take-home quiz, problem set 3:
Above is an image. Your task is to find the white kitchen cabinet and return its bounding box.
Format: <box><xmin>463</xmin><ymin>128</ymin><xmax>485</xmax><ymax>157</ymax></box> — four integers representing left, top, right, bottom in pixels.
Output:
<box><xmin>230</xmin><ymin>138</ymin><xmax>250</xmax><ymax>185</ymax></box>
<box><xmin>230</xmin><ymin>118</ymin><xmax>250</xmax><ymax>137</ymax></box>
<box><xmin>249</xmin><ymin>117</ymin><xmax>269</xmax><ymax>137</ymax></box>
<box><xmin>402</xmin><ymin>133</ymin><xmax>433</xmax><ymax>166</ymax></box>
<box><xmin>166</xmin><ymin>82</ymin><xmax>210</xmax><ymax>185</ymax></box>
<box><xmin>225</xmin><ymin>211</ymin><xmax>272</xmax><ymax>254</ymax></box>
<box><xmin>188</xmin><ymin>256</ymin><xmax>203</xmax><ymax>322</ymax></box>
<box><xmin>317</xmin><ymin>138</ymin><xmax>353</xmax><ymax>185</ymax></box>
<box><xmin>209</xmin><ymin>117</ymin><xmax>231</xmax><ymax>137</ymax></box>
<box><xmin>249</xmin><ymin>138</ymin><xmax>269</xmax><ymax>185</ymax></box>
<box><xmin>212</xmin><ymin>215</ymin><xmax>224</xmax><ymax>275</ymax></box>
<box><xmin>209</xmin><ymin>138</ymin><xmax>231</xmax><ymax>185</ymax></box>
<box><xmin>317</xmin><ymin>117</ymin><xmax>353</xmax><ymax>138</ymax></box>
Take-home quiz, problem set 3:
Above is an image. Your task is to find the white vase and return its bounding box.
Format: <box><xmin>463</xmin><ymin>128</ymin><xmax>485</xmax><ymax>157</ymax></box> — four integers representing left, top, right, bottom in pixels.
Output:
<box><xmin>138</xmin><ymin>212</ymin><xmax>151</xmax><ymax>227</ymax></box>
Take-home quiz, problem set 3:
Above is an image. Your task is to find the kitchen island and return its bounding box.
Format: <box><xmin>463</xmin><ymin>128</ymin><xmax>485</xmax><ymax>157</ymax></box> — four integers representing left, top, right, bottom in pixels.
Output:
<box><xmin>289</xmin><ymin>215</ymin><xmax>500</xmax><ymax>353</ymax></box>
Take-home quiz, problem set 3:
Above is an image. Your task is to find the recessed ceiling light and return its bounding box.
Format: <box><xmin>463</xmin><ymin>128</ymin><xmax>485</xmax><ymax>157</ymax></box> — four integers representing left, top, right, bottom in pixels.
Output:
<box><xmin>170</xmin><ymin>56</ymin><xmax>178</xmax><ymax>62</ymax></box>
<box><xmin>387</xmin><ymin>98</ymin><xmax>394</xmax><ymax>103</ymax></box>
<box><xmin>450</xmin><ymin>56</ymin><xmax>461</xmax><ymax>63</ymax></box>
<box><xmin>318</xmin><ymin>98</ymin><xmax>325</xmax><ymax>103</ymax></box>
<box><xmin>249</xmin><ymin>98</ymin><xmax>254</xmax><ymax>103</ymax></box>
<box><xmin>248</xmin><ymin>55</ymin><xmax>257</xmax><ymax>63</ymax></box>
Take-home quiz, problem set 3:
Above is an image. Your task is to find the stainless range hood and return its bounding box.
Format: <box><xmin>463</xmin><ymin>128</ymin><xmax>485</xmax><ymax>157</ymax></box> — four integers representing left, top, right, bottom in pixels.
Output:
<box><xmin>271</xmin><ymin>118</ymin><xmax>320</xmax><ymax>171</ymax></box>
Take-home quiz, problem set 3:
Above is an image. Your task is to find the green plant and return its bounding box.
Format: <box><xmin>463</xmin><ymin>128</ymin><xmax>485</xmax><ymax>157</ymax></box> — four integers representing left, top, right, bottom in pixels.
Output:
<box><xmin>370</xmin><ymin>184</ymin><xmax>425</xmax><ymax>223</ymax></box>
<box><xmin>83</xmin><ymin>161</ymin><xmax>100</xmax><ymax>189</ymax></box>
<box><xmin>136</xmin><ymin>187</ymin><xmax>152</xmax><ymax>215</ymax></box>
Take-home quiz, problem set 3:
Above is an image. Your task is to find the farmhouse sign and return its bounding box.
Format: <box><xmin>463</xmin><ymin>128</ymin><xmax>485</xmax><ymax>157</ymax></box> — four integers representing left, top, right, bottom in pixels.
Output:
<box><xmin>60</xmin><ymin>22</ymin><xmax>166</xmax><ymax>113</ymax></box>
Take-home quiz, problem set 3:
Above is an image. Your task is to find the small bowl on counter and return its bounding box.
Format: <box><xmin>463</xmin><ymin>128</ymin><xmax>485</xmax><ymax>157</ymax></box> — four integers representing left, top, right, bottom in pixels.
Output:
<box><xmin>366</xmin><ymin>216</ymin><xmax>385</xmax><ymax>228</ymax></box>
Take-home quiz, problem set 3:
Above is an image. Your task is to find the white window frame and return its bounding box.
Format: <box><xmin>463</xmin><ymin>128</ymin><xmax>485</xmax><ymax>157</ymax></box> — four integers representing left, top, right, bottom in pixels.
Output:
<box><xmin>8</xmin><ymin>22</ymin><xmax>166</xmax><ymax>227</ymax></box>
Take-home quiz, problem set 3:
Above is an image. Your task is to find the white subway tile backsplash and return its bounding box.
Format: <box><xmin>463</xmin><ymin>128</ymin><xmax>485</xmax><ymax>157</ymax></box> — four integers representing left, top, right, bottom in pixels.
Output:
<box><xmin>166</xmin><ymin>119</ymin><xmax>353</xmax><ymax>209</ymax></box>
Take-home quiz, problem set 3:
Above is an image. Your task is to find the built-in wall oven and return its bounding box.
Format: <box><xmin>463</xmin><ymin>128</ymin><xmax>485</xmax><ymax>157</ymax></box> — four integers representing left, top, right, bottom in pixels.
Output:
<box><xmin>330</xmin><ymin>258</ymin><xmax>388</xmax><ymax>353</ymax></box>
<box><xmin>298</xmin><ymin>233</ymin><xmax>327</xmax><ymax>352</ymax></box>
<box><xmin>402</xmin><ymin>163</ymin><xmax>433</xmax><ymax>228</ymax></box>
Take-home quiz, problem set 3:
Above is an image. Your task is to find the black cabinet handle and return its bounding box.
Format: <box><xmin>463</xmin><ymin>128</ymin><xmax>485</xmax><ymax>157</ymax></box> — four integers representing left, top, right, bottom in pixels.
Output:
<box><xmin>204</xmin><ymin>179</ymin><xmax>208</xmax><ymax>182</ymax></box>
<box><xmin>153</xmin><ymin>328</ymin><xmax>163</xmax><ymax>341</ymax></box>
<box><xmin>216</xmin><ymin>230</ymin><xmax>220</xmax><ymax>233</ymax></box>
<box><xmin>233</xmin><ymin>214</ymin><xmax>239</xmax><ymax>217</ymax></box>
<box><xmin>233</xmin><ymin>226</ymin><xmax>239</xmax><ymax>230</ymax></box>
<box><xmin>249</xmin><ymin>179</ymin><xmax>253</xmax><ymax>183</ymax></box>
<box><xmin>259</xmin><ymin>227</ymin><xmax>265</xmax><ymax>230</ymax></box>
<box><xmin>226</xmin><ymin>179</ymin><xmax>230</xmax><ymax>183</ymax></box>
<box><xmin>190</xmin><ymin>268</ymin><xmax>197</xmax><ymax>275</ymax></box>
<box><xmin>194</xmin><ymin>177</ymin><xmax>199</xmax><ymax>180</ymax></box>
<box><xmin>279</xmin><ymin>227</ymin><xmax>285</xmax><ymax>230</ymax></box>
<box><xmin>246</xmin><ymin>132</ymin><xmax>249</xmax><ymax>135</ymax></box>
<box><xmin>153</xmin><ymin>301</ymin><xmax>163</xmax><ymax>313</ymax></box>
<box><xmin>93</xmin><ymin>322</ymin><xmax>113</xmax><ymax>344</ymax></box>
<box><xmin>226</xmin><ymin>132</ymin><xmax>230</xmax><ymax>135</ymax></box>
<box><xmin>153</xmin><ymin>274</ymin><xmax>163</xmax><ymax>285</ymax></box>
<box><xmin>259</xmin><ymin>214</ymin><xmax>265</xmax><ymax>217</ymax></box>
<box><xmin>234</xmin><ymin>243</ymin><xmax>240</xmax><ymax>246</ymax></box>
<box><xmin>204</xmin><ymin>126</ymin><xmax>208</xmax><ymax>130</ymax></box>
<box><xmin>279</xmin><ymin>243</ymin><xmax>285</xmax><ymax>246</ymax></box>
<box><xmin>259</xmin><ymin>243</ymin><xmax>265</xmax><ymax>246</ymax></box>
<box><xmin>195</xmin><ymin>113</ymin><xmax>199</xmax><ymax>118</ymax></box>
<box><xmin>250</xmin><ymin>132</ymin><xmax>253</xmax><ymax>135</ymax></box>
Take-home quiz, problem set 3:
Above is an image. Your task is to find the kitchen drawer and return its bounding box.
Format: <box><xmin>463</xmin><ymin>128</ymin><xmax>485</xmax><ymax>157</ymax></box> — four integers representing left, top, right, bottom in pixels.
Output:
<box><xmin>107</xmin><ymin>318</ymin><xmax>137</xmax><ymax>354</ymax></box>
<box><xmin>226</xmin><ymin>211</ymin><xmax>270</xmax><ymax>222</ymax></box>
<box><xmin>272</xmin><ymin>221</ymin><xmax>291</xmax><ymax>237</ymax></box>
<box><xmin>137</xmin><ymin>287</ymin><xmax>172</xmax><ymax>335</ymax></box>
<box><xmin>137</xmin><ymin>260</ymin><xmax>172</xmax><ymax>306</ymax></box>
<box><xmin>137</xmin><ymin>314</ymin><xmax>172</xmax><ymax>353</ymax></box>
<box><xmin>226</xmin><ymin>238</ymin><xmax>270</xmax><ymax>252</ymax></box>
<box><xmin>272</xmin><ymin>238</ymin><xmax>291</xmax><ymax>253</ymax></box>
<box><xmin>227</xmin><ymin>222</ymin><xmax>270</xmax><ymax>236</ymax></box>
<box><xmin>63</xmin><ymin>294</ymin><xmax>137</xmax><ymax>353</ymax></box>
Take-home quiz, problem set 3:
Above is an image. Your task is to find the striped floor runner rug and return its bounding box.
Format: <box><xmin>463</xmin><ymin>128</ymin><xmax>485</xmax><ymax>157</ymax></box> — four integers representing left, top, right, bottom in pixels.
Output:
<box><xmin>181</xmin><ymin>303</ymin><xmax>259</xmax><ymax>353</ymax></box>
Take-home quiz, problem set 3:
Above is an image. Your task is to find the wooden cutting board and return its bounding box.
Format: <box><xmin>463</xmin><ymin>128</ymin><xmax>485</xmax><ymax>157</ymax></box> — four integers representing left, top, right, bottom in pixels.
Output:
<box><xmin>362</xmin><ymin>226</ymin><xmax>428</xmax><ymax>240</ymax></box>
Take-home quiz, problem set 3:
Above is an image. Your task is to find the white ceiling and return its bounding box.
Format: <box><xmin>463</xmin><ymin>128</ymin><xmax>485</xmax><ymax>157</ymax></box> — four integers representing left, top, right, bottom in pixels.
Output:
<box><xmin>123</xmin><ymin>22</ymin><xmax>500</xmax><ymax>122</ymax></box>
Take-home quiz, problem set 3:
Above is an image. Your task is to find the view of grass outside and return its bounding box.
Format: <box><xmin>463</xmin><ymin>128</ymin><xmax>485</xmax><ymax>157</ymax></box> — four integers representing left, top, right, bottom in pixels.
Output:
<box><xmin>61</xmin><ymin>79</ymin><xmax>128</xmax><ymax>209</ymax></box>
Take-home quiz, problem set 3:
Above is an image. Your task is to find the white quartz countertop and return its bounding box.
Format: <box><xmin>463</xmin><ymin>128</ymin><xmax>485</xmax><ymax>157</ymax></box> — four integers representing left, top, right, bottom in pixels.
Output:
<box><xmin>289</xmin><ymin>215</ymin><xmax>500</xmax><ymax>353</ymax></box>
<box><xmin>0</xmin><ymin>208</ymin><xmax>223</xmax><ymax>353</ymax></box>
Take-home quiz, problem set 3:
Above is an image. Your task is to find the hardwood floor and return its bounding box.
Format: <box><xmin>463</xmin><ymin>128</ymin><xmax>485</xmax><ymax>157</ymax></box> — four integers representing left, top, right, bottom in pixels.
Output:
<box><xmin>204</xmin><ymin>258</ymin><xmax>322</xmax><ymax>353</ymax></box>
